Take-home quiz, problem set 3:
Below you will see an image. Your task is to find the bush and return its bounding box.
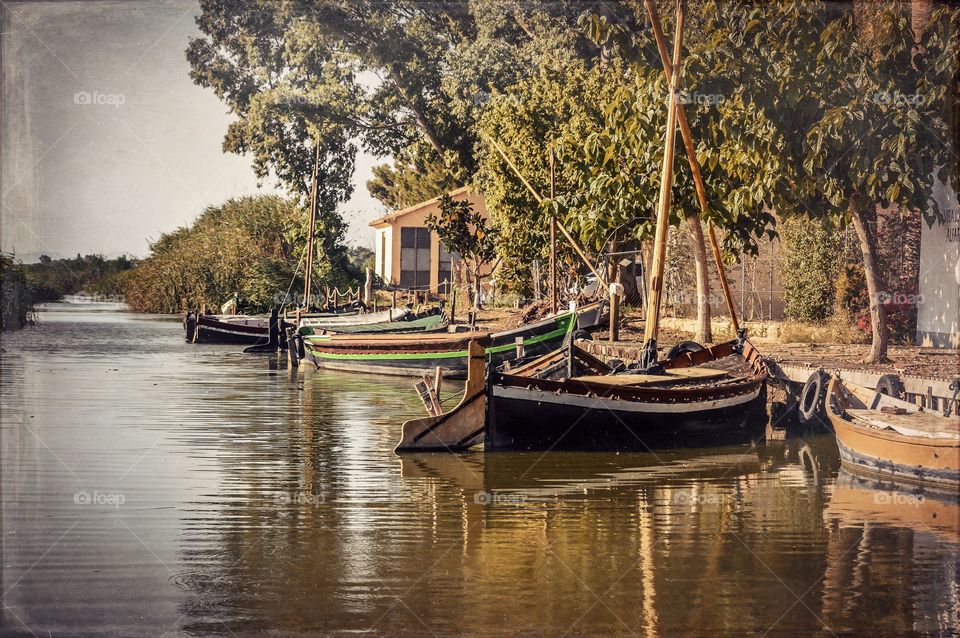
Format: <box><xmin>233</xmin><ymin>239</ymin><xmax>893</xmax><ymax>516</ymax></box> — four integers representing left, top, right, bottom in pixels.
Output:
<box><xmin>779</xmin><ymin>218</ymin><xmax>843</xmax><ymax>323</ymax></box>
<box><xmin>1</xmin><ymin>255</ymin><xmax>33</xmax><ymax>330</ymax></box>
<box><xmin>122</xmin><ymin>196</ymin><xmax>359</xmax><ymax>314</ymax></box>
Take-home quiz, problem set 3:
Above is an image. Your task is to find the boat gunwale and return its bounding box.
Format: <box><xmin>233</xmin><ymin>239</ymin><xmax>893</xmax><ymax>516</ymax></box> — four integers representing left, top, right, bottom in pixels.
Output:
<box><xmin>493</xmin><ymin>338</ymin><xmax>768</xmax><ymax>405</ymax></box>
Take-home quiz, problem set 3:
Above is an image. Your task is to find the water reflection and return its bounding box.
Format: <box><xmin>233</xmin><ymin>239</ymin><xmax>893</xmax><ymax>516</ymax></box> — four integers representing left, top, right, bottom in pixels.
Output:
<box><xmin>1</xmin><ymin>309</ymin><xmax>957</xmax><ymax>637</ymax></box>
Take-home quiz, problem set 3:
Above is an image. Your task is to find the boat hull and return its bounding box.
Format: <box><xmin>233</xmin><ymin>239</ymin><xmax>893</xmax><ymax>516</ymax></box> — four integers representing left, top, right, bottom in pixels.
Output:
<box><xmin>193</xmin><ymin>316</ymin><xmax>278</xmax><ymax>345</ymax></box>
<box><xmin>487</xmin><ymin>382</ymin><xmax>765</xmax><ymax>451</ymax></box>
<box><xmin>303</xmin><ymin>310</ymin><xmax>582</xmax><ymax>378</ymax></box>
<box><xmin>832</xmin><ymin>417</ymin><xmax>960</xmax><ymax>487</ymax></box>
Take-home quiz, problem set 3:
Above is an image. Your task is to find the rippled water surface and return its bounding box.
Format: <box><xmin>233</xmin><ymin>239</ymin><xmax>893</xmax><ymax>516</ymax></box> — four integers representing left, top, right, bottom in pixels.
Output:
<box><xmin>2</xmin><ymin>307</ymin><xmax>958</xmax><ymax>637</ymax></box>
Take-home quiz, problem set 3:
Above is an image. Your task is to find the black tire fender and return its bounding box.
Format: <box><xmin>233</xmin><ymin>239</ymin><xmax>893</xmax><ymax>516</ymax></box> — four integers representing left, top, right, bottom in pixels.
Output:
<box><xmin>876</xmin><ymin>373</ymin><xmax>905</xmax><ymax>399</ymax></box>
<box><xmin>798</xmin><ymin>370</ymin><xmax>826</xmax><ymax>424</ymax></box>
<box><xmin>666</xmin><ymin>340</ymin><xmax>705</xmax><ymax>360</ymax></box>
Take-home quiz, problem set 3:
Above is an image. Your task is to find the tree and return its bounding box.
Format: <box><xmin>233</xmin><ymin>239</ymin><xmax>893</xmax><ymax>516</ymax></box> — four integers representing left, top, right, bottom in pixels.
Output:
<box><xmin>725</xmin><ymin>1</ymin><xmax>957</xmax><ymax>362</ymax></box>
<box><xmin>367</xmin><ymin>141</ymin><xmax>457</xmax><ymax>210</ymax></box>
<box><xmin>563</xmin><ymin>11</ymin><xmax>784</xmax><ymax>342</ymax></box>
<box><xmin>426</xmin><ymin>194</ymin><xmax>499</xmax><ymax>309</ymax></box>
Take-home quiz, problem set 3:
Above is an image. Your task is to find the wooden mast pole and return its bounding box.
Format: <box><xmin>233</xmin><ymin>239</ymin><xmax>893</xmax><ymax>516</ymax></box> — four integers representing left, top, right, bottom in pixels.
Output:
<box><xmin>303</xmin><ymin>142</ymin><xmax>321</xmax><ymax>312</ymax></box>
<box><xmin>549</xmin><ymin>149</ymin><xmax>558</xmax><ymax>314</ymax></box>
<box><xmin>484</xmin><ymin>134</ymin><xmax>606</xmax><ymax>287</ymax></box>
<box><xmin>641</xmin><ymin>0</ymin><xmax>685</xmax><ymax>364</ymax></box>
<box><xmin>643</xmin><ymin>0</ymin><xmax>740</xmax><ymax>333</ymax></box>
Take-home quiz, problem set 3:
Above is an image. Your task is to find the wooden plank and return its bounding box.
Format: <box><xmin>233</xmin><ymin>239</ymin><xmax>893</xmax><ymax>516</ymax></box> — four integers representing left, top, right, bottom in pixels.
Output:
<box><xmin>415</xmin><ymin>381</ymin><xmax>437</xmax><ymax>417</ymax></box>
<box><xmin>575</xmin><ymin>367</ymin><xmax>728</xmax><ymax>387</ymax></box>
<box><xmin>848</xmin><ymin>409</ymin><xmax>960</xmax><ymax>437</ymax></box>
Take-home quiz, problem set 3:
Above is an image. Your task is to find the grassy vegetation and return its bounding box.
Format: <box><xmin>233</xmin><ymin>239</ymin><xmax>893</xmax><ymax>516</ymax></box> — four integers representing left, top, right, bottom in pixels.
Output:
<box><xmin>21</xmin><ymin>254</ymin><xmax>135</xmax><ymax>303</ymax></box>
<box><xmin>1</xmin><ymin>254</ymin><xmax>33</xmax><ymax>330</ymax></box>
<box><xmin>122</xmin><ymin>195</ymin><xmax>364</xmax><ymax>314</ymax></box>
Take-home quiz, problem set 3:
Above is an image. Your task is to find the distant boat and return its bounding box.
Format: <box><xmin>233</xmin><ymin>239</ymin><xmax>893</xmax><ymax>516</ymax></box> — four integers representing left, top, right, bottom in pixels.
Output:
<box><xmin>484</xmin><ymin>337</ymin><xmax>768</xmax><ymax>451</ymax></box>
<box><xmin>301</xmin><ymin>302</ymin><xmax>607</xmax><ymax>378</ymax></box>
<box><xmin>827</xmin><ymin>376</ymin><xmax>960</xmax><ymax>487</ymax></box>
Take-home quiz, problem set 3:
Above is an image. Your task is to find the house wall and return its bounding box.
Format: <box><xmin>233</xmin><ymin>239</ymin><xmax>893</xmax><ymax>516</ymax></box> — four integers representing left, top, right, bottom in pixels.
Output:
<box><xmin>373</xmin><ymin>190</ymin><xmax>489</xmax><ymax>292</ymax></box>
<box><xmin>916</xmin><ymin>176</ymin><xmax>960</xmax><ymax>347</ymax></box>
<box><xmin>374</xmin><ymin>227</ymin><xmax>393</xmax><ymax>283</ymax></box>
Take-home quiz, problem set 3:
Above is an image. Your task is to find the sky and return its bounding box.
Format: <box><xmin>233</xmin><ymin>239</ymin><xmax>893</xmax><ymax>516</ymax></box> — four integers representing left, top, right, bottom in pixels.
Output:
<box><xmin>1</xmin><ymin>0</ymin><xmax>385</xmax><ymax>262</ymax></box>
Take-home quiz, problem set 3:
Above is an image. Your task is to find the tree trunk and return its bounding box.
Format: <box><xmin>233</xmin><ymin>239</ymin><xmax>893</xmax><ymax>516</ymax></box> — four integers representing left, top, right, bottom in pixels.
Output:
<box><xmin>685</xmin><ymin>213</ymin><xmax>713</xmax><ymax>343</ymax></box>
<box><xmin>386</xmin><ymin>65</ymin><xmax>447</xmax><ymax>163</ymax></box>
<box><xmin>849</xmin><ymin>198</ymin><xmax>889</xmax><ymax>363</ymax></box>
<box><xmin>472</xmin><ymin>267</ymin><xmax>483</xmax><ymax>311</ymax></box>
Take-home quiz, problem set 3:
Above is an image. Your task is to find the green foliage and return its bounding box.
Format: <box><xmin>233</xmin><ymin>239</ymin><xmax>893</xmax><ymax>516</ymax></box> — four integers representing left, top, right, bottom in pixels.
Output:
<box><xmin>475</xmin><ymin>59</ymin><xmax>612</xmax><ymax>293</ymax></box>
<box><xmin>574</xmin><ymin>10</ymin><xmax>786</xmax><ymax>259</ymax></box>
<box><xmin>1</xmin><ymin>254</ymin><xmax>33</xmax><ymax>330</ymax></box>
<box><xmin>426</xmin><ymin>195</ymin><xmax>498</xmax><ymax>270</ymax></box>
<box><xmin>367</xmin><ymin>141</ymin><xmax>458</xmax><ymax>210</ymax></box>
<box><xmin>779</xmin><ymin>217</ymin><xmax>843</xmax><ymax>323</ymax></box>
<box><xmin>122</xmin><ymin>196</ymin><xmax>354</xmax><ymax>314</ymax></box>
<box><xmin>21</xmin><ymin>254</ymin><xmax>135</xmax><ymax>303</ymax></box>
<box><xmin>346</xmin><ymin>246</ymin><xmax>375</xmax><ymax>277</ymax></box>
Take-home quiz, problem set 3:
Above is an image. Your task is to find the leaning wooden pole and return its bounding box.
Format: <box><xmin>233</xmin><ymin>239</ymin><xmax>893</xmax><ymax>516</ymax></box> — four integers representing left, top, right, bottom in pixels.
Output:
<box><xmin>483</xmin><ymin>134</ymin><xmax>607</xmax><ymax>287</ymax></box>
<box><xmin>643</xmin><ymin>0</ymin><xmax>740</xmax><ymax>333</ymax></box>
<box><xmin>549</xmin><ymin>149</ymin><xmax>558</xmax><ymax>314</ymax></box>
<box><xmin>641</xmin><ymin>0</ymin><xmax>685</xmax><ymax>365</ymax></box>
<box><xmin>303</xmin><ymin>142</ymin><xmax>321</xmax><ymax>312</ymax></box>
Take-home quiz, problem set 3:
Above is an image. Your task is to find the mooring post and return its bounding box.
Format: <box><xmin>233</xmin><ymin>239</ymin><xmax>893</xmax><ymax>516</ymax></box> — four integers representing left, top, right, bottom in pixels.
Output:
<box><xmin>515</xmin><ymin>336</ymin><xmax>525</xmax><ymax>359</ymax></box>
<box><xmin>268</xmin><ymin>307</ymin><xmax>280</xmax><ymax>349</ymax></box>
<box><xmin>609</xmin><ymin>282</ymin><xmax>623</xmax><ymax>343</ymax></box>
<box><xmin>286</xmin><ymin>327</ymin><xmax>299</xmax><ymax>369</ymax></box>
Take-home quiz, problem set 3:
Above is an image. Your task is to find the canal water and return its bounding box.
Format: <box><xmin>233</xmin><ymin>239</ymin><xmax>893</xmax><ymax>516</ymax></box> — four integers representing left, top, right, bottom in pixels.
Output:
<box><xmin>1</xmin><ymin>307</ymin><xmax>957</xmax><ymax>637</ymax></box>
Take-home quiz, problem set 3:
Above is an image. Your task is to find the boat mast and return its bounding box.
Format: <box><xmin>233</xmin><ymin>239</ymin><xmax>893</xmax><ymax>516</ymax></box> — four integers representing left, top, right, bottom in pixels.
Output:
<box><xmin>303</xmin><ymin>142</ymin><xmax>321</xmax><ymax>311</ymax></box>
<box><xmin>643</xmin><ymin>0</ymin><xmax>741</xmax><ymax>334</ymax></box>
<box><xmin>641</xmin><ymin>0</ymin><xmax>686</xmax><ymax>367</ymax></box>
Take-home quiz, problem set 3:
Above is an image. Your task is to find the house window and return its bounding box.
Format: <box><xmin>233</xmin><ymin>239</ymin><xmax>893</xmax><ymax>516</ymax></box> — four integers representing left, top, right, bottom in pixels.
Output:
<box><xmin>399</xmin><ymin>227</ymin><xmax>431</xmax><ymax>289</ymax></box>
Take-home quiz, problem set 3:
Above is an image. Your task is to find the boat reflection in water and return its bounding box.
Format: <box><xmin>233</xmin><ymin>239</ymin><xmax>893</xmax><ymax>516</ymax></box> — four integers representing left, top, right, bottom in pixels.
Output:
<box><xmin>166</xmin><ymin>376</ymin><xmax>960</xmax><ymax>638</ymax></box>
<box><xmin>821</xmin><ymin>467</ymin><xmax>960</xmax><ymax>636</ymax></box>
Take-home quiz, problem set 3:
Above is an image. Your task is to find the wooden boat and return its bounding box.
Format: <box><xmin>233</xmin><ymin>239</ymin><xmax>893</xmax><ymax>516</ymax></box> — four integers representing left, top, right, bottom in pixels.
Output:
<box><xmin>307</xmin><ymin>311</ymin><xmax>448</xmax><ymax>336</ymax></box>
<box><xmin>186</xmin><ymin>302</ymin><xmax>364</xmax><ymax>345</ymax></box>
<box><xmin>399</xmin><ymin>2</ymin><xmax>768</xmax><ymax>454</ymax></box>
<box><xmin>297</xmin><ymin>306</ymin><xmax>409</xmax><ymax>332</ymax></box>
<box><xmin>484</xmin><ymin>337</ymin><xmax>768</xmax><ymax>451</ymax></box>
<box><xmin>302</xmin><ymin>302</ymin><xmax>605</xmax><ymax>378</ymax></box>
<box><xmin>827</xmin><ymin>376</ymin><xmax>960</xmax><ymax>487</ymax></box>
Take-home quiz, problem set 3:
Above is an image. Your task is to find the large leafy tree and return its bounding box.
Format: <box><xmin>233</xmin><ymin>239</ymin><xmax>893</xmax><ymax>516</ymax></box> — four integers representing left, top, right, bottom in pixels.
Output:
<box><xmin>694</xmin><ymin>0</ymin><xmax>957</xmax><ymax>362</ymax></box>
<box><xmin>559</xmin><ymin>8</ymin><xmax>785</xmax><ymax>341</ymax></box>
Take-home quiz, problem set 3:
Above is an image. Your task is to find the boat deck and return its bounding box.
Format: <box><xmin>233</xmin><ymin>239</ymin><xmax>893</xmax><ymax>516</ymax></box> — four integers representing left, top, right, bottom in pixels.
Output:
<box><xmin>847</xmin><ymin>409</ymin><xmax>960</xmax><ymax>440</ymax></box>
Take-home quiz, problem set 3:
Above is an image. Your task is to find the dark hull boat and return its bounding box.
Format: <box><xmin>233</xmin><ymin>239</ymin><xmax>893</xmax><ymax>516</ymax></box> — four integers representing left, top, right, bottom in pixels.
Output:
<box><xmin>185</xmin><ymin>302</ymin><xmax>366</xmax><ymax>345</ymax></box>
<box><xmin>486</xmin><ymin>339</ymin><xmax>768</xmax><ymax>451</ymax></box>
<box><xmin>302</xmin><ymin>302</ymin><xmax>606</xmax><ymax>378</ymax></box>
<box><xmin>188</xmin><ymin>313</ymin><xmax>288</xmax><ymax>345</ymax></box>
